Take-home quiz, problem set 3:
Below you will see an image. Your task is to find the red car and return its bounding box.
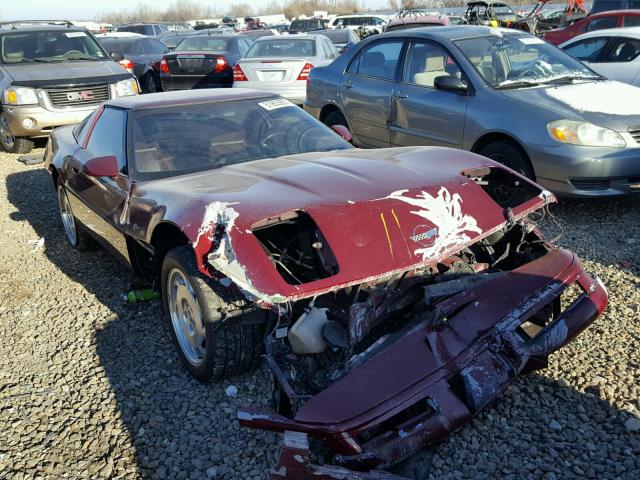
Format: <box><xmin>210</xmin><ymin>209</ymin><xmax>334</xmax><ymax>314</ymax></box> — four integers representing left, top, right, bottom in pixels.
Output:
<box><xmin>45</xmin><ymin>90</ymin><xmax>607</xmax><ymax>479</ymax></box>
<box><xmin>544</xmin><ymin>9</ymin><xmax>640</xmax><ymax>45</ymax></box>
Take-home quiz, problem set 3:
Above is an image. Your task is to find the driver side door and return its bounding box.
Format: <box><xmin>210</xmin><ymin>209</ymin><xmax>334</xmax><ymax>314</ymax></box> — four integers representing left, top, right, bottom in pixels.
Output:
<box><xmin>64</xmin><ymin>107</ymin><xmax>132</xmax><ymax>262</ymax></box>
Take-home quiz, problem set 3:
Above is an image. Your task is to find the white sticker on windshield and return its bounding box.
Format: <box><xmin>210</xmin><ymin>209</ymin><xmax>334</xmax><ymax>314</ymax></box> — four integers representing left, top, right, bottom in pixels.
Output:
<box><xmin>258</xmin><ymin>98</ymin><xmax>295</xmax><ymax>111</ymax></box>
<box><xmin>65</xmin><ymin>32</ymin><xmax>87</xmax><ymax>38</ymax></box>
<box><xmin>519</xmin><ymin>37</ymin><xmax>544</xmax><ymax>45</ymax></box>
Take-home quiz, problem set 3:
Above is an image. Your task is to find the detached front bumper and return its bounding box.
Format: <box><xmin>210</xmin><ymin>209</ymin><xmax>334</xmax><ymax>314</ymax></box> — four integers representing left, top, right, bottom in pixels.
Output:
<box><xmin>239</xmin><ymin>248</ymin><xmax>607</xmax><ymax>478</ymax></box>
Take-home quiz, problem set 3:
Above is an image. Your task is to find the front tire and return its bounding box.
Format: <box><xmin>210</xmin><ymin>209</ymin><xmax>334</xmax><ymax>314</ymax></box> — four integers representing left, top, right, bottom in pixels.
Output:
<box><xmin>161</xmin><ymin>245</ymin><xmax>266</xmax><ymax>382</ymax></box>
<box><xmin>0</xmin><ymin>113</ymin><xmax>34</xmax><ymax>154</ymax></box>
<box><xmin>56</xmin><ymin>182</ymin><xmax>96</xmax><ymax>250</ymax></box>
<box><xmin>479</xmin><ymin>141</ymin><xmax>536</xmax><ymax>181</ymax></box>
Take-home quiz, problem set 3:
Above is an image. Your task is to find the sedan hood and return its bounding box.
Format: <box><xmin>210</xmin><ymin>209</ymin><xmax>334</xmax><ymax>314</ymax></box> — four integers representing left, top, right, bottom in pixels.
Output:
<box><xmin>5</xmin><ymin>61</ymin><xmax>130</xmax><ymax>87</ymax></box>
<box><xmin>498</xmin><ymin>80</ymin><xmax>640</xmax><ymax>131</ymax></box>
<box><xmin>131</xmin><ymin>147</ymin><xmax>552</xmax><ymax>302</ymax></box>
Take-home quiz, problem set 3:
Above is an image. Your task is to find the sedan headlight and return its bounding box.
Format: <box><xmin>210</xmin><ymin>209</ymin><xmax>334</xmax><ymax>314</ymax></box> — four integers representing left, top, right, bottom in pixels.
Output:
<box><xmin>547</xmin><ymin>120</ymin><xmax>626</xmax><ymax>148</ymax></box>
<box><xmin>114</xmin><ymin>78</ymin><xmax>138</xmax><ymax>98</ymax></box>
<box><xmin>3</xmin><ymin>86</ymin><xmax>38</xmax><ymax>105</ymax></box>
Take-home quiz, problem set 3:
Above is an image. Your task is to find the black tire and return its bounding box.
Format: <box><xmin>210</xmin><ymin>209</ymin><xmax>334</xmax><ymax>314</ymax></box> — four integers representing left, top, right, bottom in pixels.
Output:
<box><xmin>142</xmin><ymin>73</ymin><xmax>157</xmax><ymax>94</ymax></box>
<box><xmin>56</xmin><ymin>181</ymin><xmax>97</xmax><ymax>251</ymax></box>
<box><xmin>323</xmin><ymin>110</ymin><xmax>348</xmax><ymax>129</ymax></box>
<box><xmin>479</xmin><ymin>141</ymin><xmax>536</xmax><ymax>181</ymax></box>
<box><xmin>161</xmin><ymin>245</ymin><xmax>266</xmax><ymax>382</ymax></box>
<box><xmin>0</xmin><ymin>113</ymin><xmax>34</xmax><ymax>154</ymax></box>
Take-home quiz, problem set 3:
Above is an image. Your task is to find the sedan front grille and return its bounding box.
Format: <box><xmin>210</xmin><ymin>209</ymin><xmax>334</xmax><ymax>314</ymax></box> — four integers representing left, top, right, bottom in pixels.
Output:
<box><xmin>46</xmin><ymin>84</ymin><xmax>110</xmax><ymax>108</ymax></box>
<box><xmin>570</xmin><ymin>179</ymin><xmax>610</xmax><ymax>191</ymax></box>
<box><xmin>629</xmin><ymin>126</ymin><xmax>640</xmax><ymax>144</ymax></box>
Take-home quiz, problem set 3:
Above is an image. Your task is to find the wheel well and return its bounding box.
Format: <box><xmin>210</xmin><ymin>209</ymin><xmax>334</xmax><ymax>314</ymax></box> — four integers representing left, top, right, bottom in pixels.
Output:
<box><xmin>471</xmin><ymin>133</ymin><xmax>535</xmax><ymax>173</ymax></box>
<box><xmin>128</xmin><ymin>222</ymin><xmax>189</xmax><ymax>284</ymax></box>
<box><xmin>319</xmin><ymin>104</ymin><xmax>344</xmax><ymax>124</ymax></box>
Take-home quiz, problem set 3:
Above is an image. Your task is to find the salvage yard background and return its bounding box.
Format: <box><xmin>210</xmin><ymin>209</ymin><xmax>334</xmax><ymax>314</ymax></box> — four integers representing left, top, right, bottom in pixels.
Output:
<box><xmin>0</xmin><ymin>147</ymin><xmax>638</xmax><ymax>479</ymax></box>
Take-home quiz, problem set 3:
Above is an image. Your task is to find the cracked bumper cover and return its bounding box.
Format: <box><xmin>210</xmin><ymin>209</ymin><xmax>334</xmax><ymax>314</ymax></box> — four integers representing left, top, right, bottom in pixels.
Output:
<box><xmin>238</xmin><ymin>248</ymin><xmax>607</xmax><ymax>478</ymax></box>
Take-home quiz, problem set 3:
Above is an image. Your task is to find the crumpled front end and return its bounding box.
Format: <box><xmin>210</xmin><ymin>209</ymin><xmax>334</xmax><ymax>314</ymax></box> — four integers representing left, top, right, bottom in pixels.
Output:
<box><xmin>239</xmin><ymin>247</ymin><xmax>607</xmax><ymax>478</ymax></box>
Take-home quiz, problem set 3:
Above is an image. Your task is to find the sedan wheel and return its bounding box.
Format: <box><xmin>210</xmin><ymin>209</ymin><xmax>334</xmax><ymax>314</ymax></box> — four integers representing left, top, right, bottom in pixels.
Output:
<box><xmin>57</xmin><ymin>184</ymin><xmax>78</xmax><ymax>246</ymax></box>
<box><xmin>167</xmin><ymin>267</ymin><xmax>206</xmax><ymax>367</ymax></box>
<box><xmin>144</xmin><ymin>74</ymin><xmax>157</xmax><ymax>94</ymax></box>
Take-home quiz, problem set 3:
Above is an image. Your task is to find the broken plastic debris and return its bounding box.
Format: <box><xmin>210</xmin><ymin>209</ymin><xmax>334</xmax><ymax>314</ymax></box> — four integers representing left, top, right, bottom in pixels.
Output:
<box><xmin>123</xmin><ymin>289</ymin><xmax>160</xmax><ymax>303</ymax></box>
<box><xmin>225</xmin><ymin>385</ymin><xmax>238</xmax><ymax>397</ymax></box>
<box><xmin>28</xmin><ymin>237</ymin><xmax>45</xmax><ymax>253</ymax></box>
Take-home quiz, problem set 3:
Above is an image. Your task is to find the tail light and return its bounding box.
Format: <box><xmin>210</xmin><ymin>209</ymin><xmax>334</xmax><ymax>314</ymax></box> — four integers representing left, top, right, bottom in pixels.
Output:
<box><xmin>119</xmin><ymin>59</ymin><xmax>134</xmax><ymax>71</ymax></box>
<box><xmin>297</xmin><ymin>62</ymin><xmax>314</xmax><ymax>81</ymax></box>
<box><xmin>159</xmin><ymin>59</ymin><xmax>169</xmax><ymax>74</ymax></box>
<box><xmin>233</xmin><ymin>64</ymin><xmax>248</xmax><ymax>81</ymax></box>
<box><xmin>214</xmin><ymin>56</ymin><xmax>228</xmax><ymax>73</ymax></box>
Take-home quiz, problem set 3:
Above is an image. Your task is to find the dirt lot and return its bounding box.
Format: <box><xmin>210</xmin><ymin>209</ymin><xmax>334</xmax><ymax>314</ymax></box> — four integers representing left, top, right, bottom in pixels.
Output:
<box><xmin>0</xmin><ymin>148</ymin><xmax>639</xmax><ymax>480</ymax></box>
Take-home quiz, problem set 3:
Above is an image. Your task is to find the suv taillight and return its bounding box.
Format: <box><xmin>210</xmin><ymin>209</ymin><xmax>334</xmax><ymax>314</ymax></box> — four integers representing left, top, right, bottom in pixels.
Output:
<box><xmin>160</xmin><ymin>59</ymin><xmax>169</xmax><ymax>74</ymax></box>
<box><xmin>233</xmin><ymin>64</ymin><xmax>248</xmax><ymax>81</ymax></box>
<box><xmin>297</xmin><ymin>62</ymin><xmax>314</xmax><ymax>81</ymax></box>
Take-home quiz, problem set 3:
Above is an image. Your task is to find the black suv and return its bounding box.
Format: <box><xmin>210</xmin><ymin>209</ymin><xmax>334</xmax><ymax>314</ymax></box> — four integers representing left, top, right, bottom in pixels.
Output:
<box><xmin>116</xmin><ymin>23</ymin><xmax>169</xmax><ymax>36</ymax></box>
<box><xmin>0</xmin><ymin>21</ymin><xmax>138</xmax><ymax>153</ymax></box>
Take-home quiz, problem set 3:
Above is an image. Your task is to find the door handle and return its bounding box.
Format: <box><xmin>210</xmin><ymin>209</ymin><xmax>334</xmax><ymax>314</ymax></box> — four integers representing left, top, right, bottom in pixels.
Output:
<box><xmin>393</xmin><ymin>91</ymin><xmax>408</xmax><ymax>99</ymax></box>
<box><xmin>341</xmin><ymin>81</ymin><xmax>354</xmax><ymax>89</ymax></box>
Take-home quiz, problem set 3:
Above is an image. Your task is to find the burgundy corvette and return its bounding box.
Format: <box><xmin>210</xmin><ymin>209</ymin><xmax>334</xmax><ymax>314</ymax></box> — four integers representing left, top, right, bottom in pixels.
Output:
<box><xmin>45</xmin><ymin>89</ymin><xmax>607</xmax><ymax>479</ymax></box>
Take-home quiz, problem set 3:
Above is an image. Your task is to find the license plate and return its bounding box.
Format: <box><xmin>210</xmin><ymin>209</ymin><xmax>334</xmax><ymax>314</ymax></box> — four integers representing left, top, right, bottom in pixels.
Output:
<box><xmin>261</xmin><ymin>70</ymin><xmax>285</xmax><ymax>82</ymax></box>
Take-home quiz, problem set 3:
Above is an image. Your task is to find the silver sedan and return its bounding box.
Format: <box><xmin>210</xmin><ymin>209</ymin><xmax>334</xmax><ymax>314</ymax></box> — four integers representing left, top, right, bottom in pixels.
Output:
<box><xmin>233</xmin><ymin>35</ymin><xmax>339</xmax><ymax>105</ymax></box>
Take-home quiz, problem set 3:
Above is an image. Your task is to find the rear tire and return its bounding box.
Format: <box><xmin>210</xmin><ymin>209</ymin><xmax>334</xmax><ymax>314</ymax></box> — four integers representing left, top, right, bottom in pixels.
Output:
<box><xmin>479</xmin><ymin>141</ymin><xmax>535</xmax><ymax>181</ymax></box>
<box><xmin>0</xmin><ymin>113</ymin><xmax>34</xmax><ymax>154</ymax></box>
<box><xmin>161</xmin><ymin>245</ymin><xmax>266</xmax><ymax>382</ymax></box>
<box><xmin>143</xmin><ymin>73</ymin><xmax>157</xmax><ymax>94</ymax></box>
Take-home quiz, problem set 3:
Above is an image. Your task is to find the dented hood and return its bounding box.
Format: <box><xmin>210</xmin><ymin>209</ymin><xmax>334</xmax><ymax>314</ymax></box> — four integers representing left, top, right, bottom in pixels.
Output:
<box><xmin>130</xmin><ymin>146</ymin><xmax>552</xmax><ymax>302</ymax></box>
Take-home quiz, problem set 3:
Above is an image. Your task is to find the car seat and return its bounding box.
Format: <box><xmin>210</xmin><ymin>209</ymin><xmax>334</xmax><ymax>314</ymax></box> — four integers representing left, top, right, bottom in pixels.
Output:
<box><xmin>359</xmin><ymin>51</ymin><xmax>386</xmax><ymax>77</ymax></box>
<box><xmin>414</xmin><ymin>54</ymin><xmax>448</xmax><ymax>87</ymax></box>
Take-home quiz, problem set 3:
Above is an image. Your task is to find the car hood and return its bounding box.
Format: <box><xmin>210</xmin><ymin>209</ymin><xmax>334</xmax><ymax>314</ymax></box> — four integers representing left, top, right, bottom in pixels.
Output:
<box><xmin>5</xmin><ymin>61</ymin><xmax>130</xmax><ymax>87</ymax></box>
<box><xmin>130</xmin><ymin>146</ymin><xmax>552</xmax><ymax>302</ymax></box>
<box><xmin>498</xmin><ymin>80</ymin><xmax>640</xmax><ymax>131</ymax></box>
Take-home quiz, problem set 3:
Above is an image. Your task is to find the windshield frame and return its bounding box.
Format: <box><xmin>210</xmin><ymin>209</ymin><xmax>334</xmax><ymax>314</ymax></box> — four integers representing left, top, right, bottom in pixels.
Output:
<box><xmin>128</xmin><ymin>97</ymin><xmax>352</xmax><ymax>181</ymax></box>
<box><xmin>0</xmin><ymin>29</ymin><xmax>109</xmax><ymax>64</ymax></box>
<box><xmin>452</xmin><ymin>33</ymin><xmax>602</xmax><ymax>90</ymax></box>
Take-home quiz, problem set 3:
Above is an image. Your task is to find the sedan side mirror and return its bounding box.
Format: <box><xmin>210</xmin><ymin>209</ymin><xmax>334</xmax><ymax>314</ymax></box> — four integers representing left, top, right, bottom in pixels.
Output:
<box><xmin>110</xmin><ymin>51</ymin><xmax>125</xmax><ymax>62</ymax></box>
<box><xmin>83</xmin><ymin>155</ymin><xmax>119</xmax><ymax>179</ymax></box>
<box><xmin>434</xmin><ymin>75</ymin><xmax>469</xmax><ymax>95</ymax></box>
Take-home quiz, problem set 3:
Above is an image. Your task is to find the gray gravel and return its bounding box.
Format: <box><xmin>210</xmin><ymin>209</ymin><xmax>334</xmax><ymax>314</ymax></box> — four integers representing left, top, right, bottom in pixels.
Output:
<box><xmin>0</xmin><ymin>149</ymin><xmax>638</xmax><ymax>479</ymax></box>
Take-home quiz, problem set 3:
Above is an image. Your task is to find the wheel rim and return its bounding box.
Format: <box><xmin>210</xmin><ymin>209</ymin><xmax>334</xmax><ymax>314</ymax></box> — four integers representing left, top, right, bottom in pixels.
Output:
<box><xmin>167</xmin><ymin>268</ymin><xmax>206</xmax><ymax>366</ymax></box>
<box><xmin>57</xmin><ymin>186</ymin><xmax>77</xmax><ymax>246</ymax></box>
<box><xmin>0</xmin><ymin>114</ymin><xmax>15</xmax><ymax>149</ymax></box>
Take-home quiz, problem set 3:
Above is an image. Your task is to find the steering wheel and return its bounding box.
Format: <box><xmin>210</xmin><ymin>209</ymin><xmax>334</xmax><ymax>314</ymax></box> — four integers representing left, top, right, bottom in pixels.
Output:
<box><xmin>259</xmin><ymin>131</ymin><xmax>291</xmax><ymax>157</ymax></box>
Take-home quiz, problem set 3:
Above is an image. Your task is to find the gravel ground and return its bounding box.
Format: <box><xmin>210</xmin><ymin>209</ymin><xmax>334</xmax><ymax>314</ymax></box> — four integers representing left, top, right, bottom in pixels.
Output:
<box><xmin>0</xmin><ymin>148</ymin><xmax>638</xmax><ymax>479</ymax></box>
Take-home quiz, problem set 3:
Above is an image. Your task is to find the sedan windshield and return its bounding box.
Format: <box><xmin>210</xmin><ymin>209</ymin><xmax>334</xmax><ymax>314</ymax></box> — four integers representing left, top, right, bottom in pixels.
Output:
<box><xmin>175</xmin><ymin>36</ymin><xmax>230</xmax><ymax>52</ymax></box>
<box><xmin>1</xmin><ymin>30</ymin><xmax>106</xmax><ymax>63</ymax></box>
<box><xmin>246</xmin><ymin>39</ymin><xmax>316</xmax><ymax>58</ymax></box>
<box><xmin>454</xmin><ymin>33</ymin><xmax>600</xmax><ymax>89</ymax></box>
<box><xmin>130</xmin><ymin>98</ymin><xmax>351</xmax><ymax>180</ymax></box>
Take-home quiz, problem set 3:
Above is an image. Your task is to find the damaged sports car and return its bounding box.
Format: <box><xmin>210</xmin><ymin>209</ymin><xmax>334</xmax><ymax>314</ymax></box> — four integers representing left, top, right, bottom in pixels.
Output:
<box><xmin>45</xmin><ymin>89</ymin><xmax>608</xmax><ymax>479</ymax></box>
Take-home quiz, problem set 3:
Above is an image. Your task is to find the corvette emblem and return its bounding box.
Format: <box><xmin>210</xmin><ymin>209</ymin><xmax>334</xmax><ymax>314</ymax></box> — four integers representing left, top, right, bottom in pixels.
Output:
<box><xmin>410</xmin><ymin>224</ymin><xmax>438</xmax><ymax>247</ymax></box>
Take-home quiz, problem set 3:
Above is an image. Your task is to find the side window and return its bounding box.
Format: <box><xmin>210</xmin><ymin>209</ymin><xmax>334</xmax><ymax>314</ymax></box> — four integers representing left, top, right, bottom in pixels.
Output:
<box><xmin>402</xmin><ymin>41</ymin><xmax>462</xmax><ymax>88</ymax></box>
<box><xmin>563</xmin><ymin>37</ymin><xmax>609</xmax><ymax>62</ymax></box>
<box><xmin>603</xmin><ymin>38</ymin><xmax>640</xmax><ymax>63</ymax></box>
<box><xmin>623</xmin><ymin>16</ymin><xmax>640</xmax><ymax>27</ymax></box>
<box><xmin>348</xmin><ymin>40</ymin><xmax>404</xmax><ymax>80</ymax></box>
<box><xmin>238</xmin><ymin>38</ymin><xmax>249</xmax><ymax>55</ymax></box>
<box><xmin>152</xmin><ymin>39</ymin><xmax>169</xmax><ymax>54</ymax></box>
<box><xmin>587</xmin><ymin>16</ymin><xmax>617</xmax><ymax>32</ymax></box>
<box><xmin>73</xmin><ymin>109</ymin><xmax>99</xmax><ymax>144</ymax></box>
<box><xmin>86</xmin><ymin>108</ymin><xmax>127</xmax><ymax>174</ymax></box>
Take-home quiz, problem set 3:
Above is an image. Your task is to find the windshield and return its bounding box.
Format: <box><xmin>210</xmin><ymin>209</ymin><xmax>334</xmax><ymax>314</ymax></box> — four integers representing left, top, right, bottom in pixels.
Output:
<box><xmin>131</xmin><ymin>98</ymin><xmax>351</xmax><ymax>180</ymax></box>
<box><xmin>1</xmin><ymin>30</ymin><xmax>106</xmax><ymax>63</ymax></box>
<box><xmin>454</xmin><ymin>33</ymin><xmax>600</xmax><ymax>89</ymax></box>
<box><xmin>246</xmin><ymin>39</ymin><xmax>316</xmax><ymax>58</ymax></box>
<box><xmin>175</xmin><ymin>36</ymin><xmax>230</xmax><ymax>52</ymax></box>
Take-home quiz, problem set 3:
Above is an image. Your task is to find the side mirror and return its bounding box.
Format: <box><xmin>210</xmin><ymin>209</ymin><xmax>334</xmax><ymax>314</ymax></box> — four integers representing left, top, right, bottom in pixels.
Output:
<box><xmin>110</xmin><ymin>51</ymin><xmax>125</xmax><ymax>62</ymax></box>
<box><xmin>330</xmin><ymin>124</ymin><xmax>352</xmax><ymax>142</ymax></box>
<box><xmin>434</xmin><ymin>75</ymin><xmax>469</xmax><ymax>95</ymax></box>
<box><xmin>83</xmin><ymin>155</ymin><xmax>119</xmax><ymax>179</ymax></box>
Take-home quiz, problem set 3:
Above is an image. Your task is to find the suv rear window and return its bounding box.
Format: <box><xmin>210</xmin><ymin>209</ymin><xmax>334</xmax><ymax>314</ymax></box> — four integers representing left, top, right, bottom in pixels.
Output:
<box><xmin>1</xmin><ymin>30</ymin><xmax>106</xmax><ymax>64</ymax></box>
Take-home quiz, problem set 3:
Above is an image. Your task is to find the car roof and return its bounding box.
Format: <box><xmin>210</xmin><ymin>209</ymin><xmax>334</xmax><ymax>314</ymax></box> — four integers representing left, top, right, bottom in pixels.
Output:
<box><xmin>106</xmin><ymin>88</ymin><xmax>275</xmax><ymax>110</ymax></box>
<box><xmin>254</xmin><ymin>34</ymin><xmax>319</xmax><ymax>41</ymax></box>
<box><xmin>561</xmin><ymin>26</ymin><xmax>640</xmax><ymax>45</ymax></box>
<box><xmin>0</xmin><ymin>23</ymin><xmax>85</xmax><ymax>33</ymax></box>
<box><xmin>381</xmin><ymin>25</ymin><xmax>522</xmax><ymax>41</ymax></box>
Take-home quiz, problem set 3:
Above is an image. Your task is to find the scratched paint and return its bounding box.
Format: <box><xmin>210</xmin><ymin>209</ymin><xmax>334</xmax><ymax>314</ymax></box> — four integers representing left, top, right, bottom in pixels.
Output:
<box><xmin>387</xmin><ymin>187</ymin><xmax>483</xmax><ymax>261</ymax></box>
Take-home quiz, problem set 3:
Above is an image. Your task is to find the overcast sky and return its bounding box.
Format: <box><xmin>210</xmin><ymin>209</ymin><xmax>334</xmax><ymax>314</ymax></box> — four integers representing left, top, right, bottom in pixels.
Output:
<box><xmin>0</xmin><ymin>0</ymin><xmax>389</xmax><ymax>21</ymax></box>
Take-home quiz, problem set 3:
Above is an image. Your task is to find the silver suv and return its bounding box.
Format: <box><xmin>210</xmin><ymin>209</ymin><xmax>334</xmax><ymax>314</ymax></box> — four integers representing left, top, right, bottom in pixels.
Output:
<box><xmin>0</xmin><ymin>21</ymin><xmax>139</xmax><ymax>153</ymax></box>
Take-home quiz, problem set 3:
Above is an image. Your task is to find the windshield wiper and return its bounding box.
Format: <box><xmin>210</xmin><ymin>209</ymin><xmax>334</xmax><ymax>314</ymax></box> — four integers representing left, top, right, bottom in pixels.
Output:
<box><xmin>22</xmin><ymin>57</ymin><xmax>51</xmax><ymax>63</ymax></box>
<box><xmin>495</xmin><ymin>80</ymin><xmax>541</xmax><ymax>90</ymax></box>
<box><xmin>542</xmin><ymin>74</ymin><xmax>603</xmax><ymax>84</ymax></box>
